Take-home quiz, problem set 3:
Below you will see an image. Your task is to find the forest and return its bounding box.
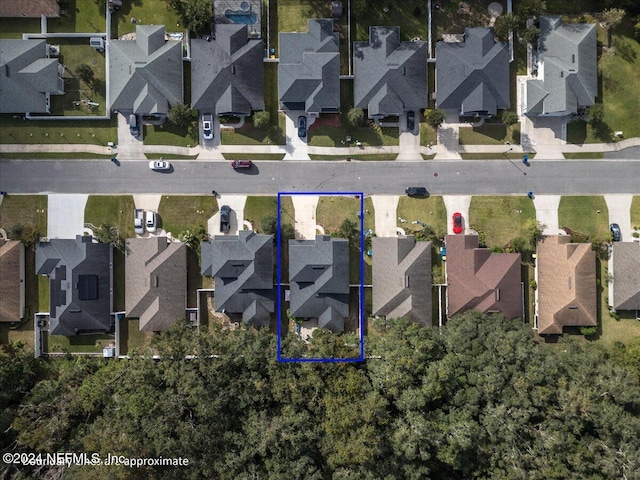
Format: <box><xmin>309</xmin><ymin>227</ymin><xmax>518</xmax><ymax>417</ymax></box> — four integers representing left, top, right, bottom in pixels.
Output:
<box><xmin>1</xmin><ymin>312</ymin><xmax>640</xmax><ymax>480</ymax></box>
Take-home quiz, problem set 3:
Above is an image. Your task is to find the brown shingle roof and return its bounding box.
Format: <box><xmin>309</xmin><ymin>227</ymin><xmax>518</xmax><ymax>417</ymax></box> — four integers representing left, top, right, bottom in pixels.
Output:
<box><xmin>537</xmin><ymin>235</ymin><xmax>596</xmax><ymax>334</ymax></box>
<box><xmin>611</xmin><ymin>242</ymin><xmax>640</xmax><ymax>310</ymax></box>
<box><xmin>372</xmin><ymin>236</ymin><xmax>432</xmax><ymax>325</ymax></box>
<box><xmin>0</xmin><ymin>239</ymin><xmax>25</xmax><ymax>322</ymax></box>
<box><xmin>125</xmin><ymin>237</ymin><xmax>187</xmax><ymax>332</ymax></box>
<box><xmin>0</xmin><ymin>0</ymin><xmax>60</xmax><ymax>17</ymax></box>
<box><xmin>445</xmin><ymin>234</ymin><xmax>522</xmax><ymax>320</ymax></box>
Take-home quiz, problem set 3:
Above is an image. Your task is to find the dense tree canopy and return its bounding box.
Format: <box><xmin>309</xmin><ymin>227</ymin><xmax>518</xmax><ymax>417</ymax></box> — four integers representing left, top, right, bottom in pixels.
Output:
<box><xmin>2</xmin><ymin>314</ymin><xmax>640</xmax><ymax>479</ymax></box>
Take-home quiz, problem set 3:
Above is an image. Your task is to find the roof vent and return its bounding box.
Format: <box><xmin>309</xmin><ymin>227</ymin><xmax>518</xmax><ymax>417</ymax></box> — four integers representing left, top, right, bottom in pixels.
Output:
<box><xmin>231</xmin><ymin>65</ymin><xmax>236</xmax><ymax>74</ymax></box>
<box><xmin>568</xmin><ymin>277</ymin><xmax>572</xmax><ymax>289</ymax></box>
<box><xmin>560</xmin><ymin>71</ymin><xmax>564</xmax><ymax>78</ymax></box>
<box><xmin>496</xmin><ymin>288</ymin><xmax>501</xmax><ymax>301</ymax></box>
<box><xmin>153</xmin><ymin>275</ymin><xmax>159</xmax><ymax>287</ymax></box>
<box><xmin>572</xmin><ymin>54</ymin><xmax>575</xmax><ymax>63</ymax></box>
<box><xmin>568</xmin><ymin>306</ymin><xmax>578</xmax><ymax>310</ymax></box>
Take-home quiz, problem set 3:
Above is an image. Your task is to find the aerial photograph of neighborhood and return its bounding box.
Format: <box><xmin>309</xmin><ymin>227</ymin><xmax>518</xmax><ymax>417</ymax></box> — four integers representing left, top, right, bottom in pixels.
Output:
<box><xmin>1</xmin><ymin>0</ymin><xmax>640</xmax><ymax>477</ymax></box>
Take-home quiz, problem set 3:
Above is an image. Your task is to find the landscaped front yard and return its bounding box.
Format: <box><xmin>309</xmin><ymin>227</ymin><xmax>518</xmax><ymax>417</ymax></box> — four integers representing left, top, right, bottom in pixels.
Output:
<box><xmin>0</xmin><ymin>117</ymin><xmax>117</xmax><ymax>145</ymax></box>
<box><xmin>84</xmin><ymin>195</ymin><xmax>135</xmax><ymax>239</ymax></box>
<box><xmin>459</xmin><ymin>123</ymin><xmax>520</xmax><ymax>145</ymax></box>
<box><xmin>0</xmin><ymin>195</ymin><xmax>48</xmax><ymax>235</ymax></box>
<box><xmin>396</xmin><ymin>196</ymin><xmax>447</xmax><ymax>239</ymax></box>
<box><xmin>469</xmin><ymin>196</ymin><xmax>536</xmax><ymax>248</ymax></box>
<box><xmin>244</xmin><ymin>196</ymin><xmax>295</xmax><ymax>232</ymax></box>
<box><xmin>157</xmin><ymin>196</ymin><xmax>219</xmax><ymax>237</ymax></box>
<box><xmin>144</xmin><ymin>121</ymin><xmax>198</xmax><ymax>148</ymax></box>
<box><xmin>558</xmin><ymin>196</ymin><xmax>609</xmax><ymax>240</ymax></box>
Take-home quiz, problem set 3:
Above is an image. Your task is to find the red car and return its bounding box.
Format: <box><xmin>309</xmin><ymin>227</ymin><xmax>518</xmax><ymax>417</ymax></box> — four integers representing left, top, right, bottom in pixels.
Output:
<box><xmin>452</xmin><ymin>212</ymin><xmax>463</xmax><ymax>234</ymax></box>
<box><xmin>231</xmin><ymin>160</ymin><xmax>253</xmax><ymax>170</ymax></box>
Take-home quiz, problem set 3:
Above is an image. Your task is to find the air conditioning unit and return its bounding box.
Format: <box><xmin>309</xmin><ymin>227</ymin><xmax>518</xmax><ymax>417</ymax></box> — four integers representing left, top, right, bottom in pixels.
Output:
<box><xmin>49</xmin><ymin>44</ymin><xmax>60</xmax><ymax>57</ymax></box>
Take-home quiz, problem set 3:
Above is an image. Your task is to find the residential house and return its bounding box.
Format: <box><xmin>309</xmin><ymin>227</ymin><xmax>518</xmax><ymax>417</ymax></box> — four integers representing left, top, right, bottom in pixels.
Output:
<box><xmin>354</xmin><ymin>26</ymin><xmax>427</xmax><ymax>118</ymax></box>
<box><xmin>0</xmin><ymin>239</ymin><xmax>25</xmax><ymax>323</ymax></box>
<box><xmin>536</xmin><ymin>235</ymin><xmax>596</xmax><ymax>334</ymax></box>
<box><xmin>436</xmin><ymin>27</ymin><xmax>509</xmax><ymax>117</ymax></box>
<box><xmin>526</xmin><ymin>16</ymin><xmax>597</xmax><ymax>116</ymax></box>
<box><xmin>125</xmin><ymin>237</ymin><xmax>187</xmax><ymax>332</ymax></box>
<box><xmin>609</xmin><ymin>242</ymin><xmax>640</xmax><ymax>312</ymax></box>
<box><xmin>36</xmin><ymin>235</ymin><xmax>113</xmax><ymax>336</ymax></box>
<box><xmin>289</xmin><ymin>235</ymin><xmax>349</xmax><ymax>332</ymax></box>
<box><xmin>0</xmin><ymin>0</ymin><xmax>59</xmax><ymax>17</ymax></box>
<box><xmin>0</xmin><ymin>39</ymin><xmax>65</xmax><ymax>114</ymax></box>
<box><xmin>446</xmin><ymin>234</ymin><xmax>522</xmax><ymax>320</ymax></box>
<box><xmin>279</xmin><ymin>19</ymin><xmax>340</xmax><ymax>114</ymax></box>
<box><xmin>191</xmin><ymin>24</ymin><xmax>264</xmax><ymax>116</ymax></box>
<box><xmin>109</xmin><ymin>25</ymin><xmax>183</xmax><ymax>119</ymax></box>
<box><xmin>201</xmin><ymin>231</ymin><xmax>274</xmax><ymax>327</ymax></box>
<box><xmin>372</xmin><ymin>236</ymin><xmax>432</xmax><ymax>325</ymax></box>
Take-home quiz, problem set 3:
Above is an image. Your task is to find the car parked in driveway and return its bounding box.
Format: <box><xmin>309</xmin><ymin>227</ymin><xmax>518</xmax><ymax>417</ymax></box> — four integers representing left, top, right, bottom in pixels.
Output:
<box><xmin>406</xmin><ymin>111</ymin><xmax>415</xmax><ymax>131</ymax></box>
<box><xmin>298</xmin><ymin>116</ymin><xmax>307</xmax><ymax>138</ymax></box>
<box><xmin>145</xmin><ymin>210</ymin><xmax>157</xmax><ymax>233</ymax></box>
<box><xmin>202</xmin><ymin>114</ymin><xmax>213</xmax><ymax>140</ymax></box>
<box><xmin>220</xmin><ymin>205</ymin><xmax>231</xmax><ymax>233</ymax></box>
<box><xmin>148</xmin><ymin>160</ymin><xmax>170</xmax><ymax>171</ymax></box>
<box><xmin>610</xmin><ymin>223</ymin><xmax>621</xmax><ymax>242</ymax></box>
<box><xmin>231</xmin><ymin>160</ymin><xmax>253</xmax><ymax>170</ymax></box>
<box><xmin>405</xmin><ymin>187</ymin><xmax>428</xmax><ymax>197</ymax></box>
<box><xmin>129</xmin><ymin>114</ymin><xmax>140</xmax><ymax>137</ymax></box>
<box><xmin>452</xmin><ymin>212</ymin><xmax>463</xmax><ymax>234</ymax></box>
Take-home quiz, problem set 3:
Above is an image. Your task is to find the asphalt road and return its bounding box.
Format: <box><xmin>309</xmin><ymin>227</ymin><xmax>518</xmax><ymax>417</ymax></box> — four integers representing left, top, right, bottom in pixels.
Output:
<box><xmin>1</xmin><ymin>159</ymin><xmax>639</xmax><ymax>196</ymax></box>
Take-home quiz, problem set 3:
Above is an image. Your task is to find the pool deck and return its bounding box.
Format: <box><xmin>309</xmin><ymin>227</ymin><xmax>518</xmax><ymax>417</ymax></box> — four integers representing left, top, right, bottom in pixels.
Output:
<box><xmin>213</xmin><ymin>0</ymin><xmax>262</xmax><ymax>36</ymax></box>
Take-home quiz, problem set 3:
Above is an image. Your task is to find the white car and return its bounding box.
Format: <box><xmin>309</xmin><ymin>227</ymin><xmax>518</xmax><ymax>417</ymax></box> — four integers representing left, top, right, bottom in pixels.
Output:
<box><xmin>202</xmin><ymin>114</ymin><xmax>213</xmax><ymax>140</ymax></box>
<box><xmin>145</xmin><ymin>211</ymin><xmax>157</xmax><ymax>233</ymax></box>
<box><xmin>148</xmin><ymin>160</ymin><xmax>170</xmax><ymax>171</ymax></box>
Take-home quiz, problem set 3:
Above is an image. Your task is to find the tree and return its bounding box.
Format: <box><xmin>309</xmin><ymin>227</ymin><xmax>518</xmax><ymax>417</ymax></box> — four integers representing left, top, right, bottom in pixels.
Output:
<box><xmin>93</xmin><ymin>223</ymin><xmax>123</xmax><ymax>250</ymax></box>
<box><xmin>168</xmin><ymin>103</ymin><xmax>192</xmax><ymax>127</ymax></box>
<box><xmin>337</xmin><ymin>218</ymin><xmax>359</xmax><ymax>245</ymax></box>
<box><xmin>515</xmin><ymin>0</ymin><xmax>546</xmax><ymax>20</ymax></box>
<box><xmin>501</xmin><ymin>110</ymin><xmax>519</xmax><ymax>127</ymax></box>
<box><xmin>599</xmin><ymin>8</ymin><xmax>625</xmax><ymax>47</ymax></box>
<box><xmin>76</xmin><ymin>63</ymin><xmax>94</xmax><ymax>85</ymax></box>
<box><xmin>346</xmin><ymin>107</ymin><xmax>365</xmax><ymax>127</ymax></box>
<box><xmin>519</xmin><ymin>25</ymin><xmax>541</xmax><ymax>45</ymax></box>
<box><xmin>586</xmin><ymin>103</ymin><xmax>604</xmax><ymax>125</ymax></box>
<box><xmin>424</xmin><ymin>109</ymin><xmax>446</xmax><ymax>129</ymax></box>
<box><xmin>178</xmin><ymin>0</ymin><xmax>212</xmax><ymax>34</ymax></box>
<box><xmin>178</xmin><ymin>224</ymin><xmax>209</xmax><ymax>252</ymax></box>
<box><xmin>253</xmin><ymin>110</ymin><xmax>271</xmax><ymax>129</ymax></box>
<box><xmin>494</xmin><ymin>13</ymin><xmax>520</xmax><ymax>41</ymax></box>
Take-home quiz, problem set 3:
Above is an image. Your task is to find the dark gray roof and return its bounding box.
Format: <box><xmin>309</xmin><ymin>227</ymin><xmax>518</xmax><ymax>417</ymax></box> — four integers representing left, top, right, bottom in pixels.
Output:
<box><xmin>35</xmin><ymin>236</ymin><xmax>112</xmax><ymax>336</ymax></box>
<box><xmin>125</xmin><ymin>237</ymin><xmax>187</xmax><ymax>332</ymax></box>
<box><xmin>278</xmin><ymin>19</ymin><xmax>340</xmax><ymax>113</ymax></box>
<box><xmin>201</xmin><ymin>230</ymin><xmax>273</xmax><ymax>327</ymax></box>
<box><xmin>109</xmin><ymin>25</ymin><xmax>183</xmax><ymax>115</ymax></box>
<box><xmin>372</xmin><ymin>236</ymin><xmax>432</xmax><ymax>325</ymax></box>
<box><xmin>191</xmin><ymin>24</ymin><xmax>264</xmax><ymax>115</ymax></box>
<box><xmin>354</xmin><ymin>26</ymin><xmax>427</xmax><ymax>116</ymax></box>
<box><xmin>611</xmin><ymin>242</ymin><xmax>640</xmax><ymax>311</ymax></box>
<box><xmin>289</xmin><ymin>235</ymin><xmax>349</xmax><ymax>332</ymax></box>
<box><xmin>526</xmin><ymin>17</ymin><xmax>597</xmax><ymax>115</ymax></box>
<box><xmin>435</xmin><ymin>27</ymin><xmax>509</xmax><ymax>116</ymax></box>
<box><xmin>0</xmin><ymin>39</ymin><xmax>64</xmax><ymax>114</ymax></box>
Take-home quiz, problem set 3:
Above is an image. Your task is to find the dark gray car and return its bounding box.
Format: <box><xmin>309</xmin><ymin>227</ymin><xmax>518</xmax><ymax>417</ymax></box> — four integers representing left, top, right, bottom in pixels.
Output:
<box><xmin>610</xmin><ymin>223</ymin><xmax>621</xmax><ymax>241</ymax></box>
<box><xmin>220</xmin><ymin>205</ymin><xmax>231</xmax><ymax>233</ymax></box>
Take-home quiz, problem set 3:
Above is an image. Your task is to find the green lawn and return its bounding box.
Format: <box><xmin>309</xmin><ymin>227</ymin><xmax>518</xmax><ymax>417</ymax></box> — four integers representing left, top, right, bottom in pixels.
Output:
<box><xmin>146</xmin><ymin>154</ymin><xmax>198</xmax><ymax>160</ymax></box>
<box><xmin>119</xmin><ymin>318</ymin><xmax>154</xmax><ymax>355</ymax></box>
<box><xmin>309</xmin><ymin>154</ymin><xmax>397</xmax><ymax>160</ymax></box>
<box><xmin>144</xmin><ymin>121</ymin><xmax>198</xmax><ymax>147</ymax></box>
<box><xmin>244</xmin><ymin>196</ymin><xmax>295</xmax><ymax>232</ymax></box>
<box><xmin>458</xmin><ymin>123</ymin><xmax>520</xmax><ymax>145</ymax></box>
<box><xmin>220</xmin><ymin>113</ymin><xmax>286</xmax><ymax>145</ymax></box>
<box><xmin>460</xmin><ymin>153</ymin><xmax>537</xmax><ymax>160</ymax></box>
<box><xmin>630</xmin><ymin>196</ymin><xmax>640</xmax><ymax>228</ymax></box>
<box><xmin>433</xmin><ymin>0</ymin><xmax>495</xmax><ymax>38</ymax></box>
<box><xmin>355</xmin><ymin>0</ymin><xmax>428</xmax><ymax>42</ymax></box>
<box><xmin>0</xmin><ymin>195</ymin><xmax>48</xmax><ymax>236</ymax></box>
<box><xmin>563</xmin><ymin>152</ymin><xmax>605</xmax><ymax>159</ymax></box>
<box><xmin>38</xmin><ymin>274</ymin><xmax>50</xmax><ymax>312</ymax></box>
<box><xmin>469</xmin><ymin>196</ymin><xmax>537</xmax><ymax>248</ymax></box>
<box><xmin>558</xmin><ymin>196</ymin><xmax>609</xmax><ymax>240</ymax></box>
<box><xmin>112</xmin><ymin>250</ymin><xmax>125</xmax><ymax>311</ymax></box>
<box><xmin>111</xmin><ymin>0</ymin><xmax>182</xmax><ymax>37</ymax></box>
<box><xmin>0</xmin><ymin>116</ymin><xmax>117</xmax><ymax>145</ymax></box>
<box><xmin>277</xmin><ymin>0</ymin><xmax>329</xmax><ymax>36</ymax></box>
<box><xmin>45</xmin><ymin>332</ymin><xmax>115</xmax><ymax>354</ymax></box>
<box><xmin>0</xmin><ymin>153</ymin><xmax>113</xmax><ymax>159</ymax></box>
<box><xmin>396</xmin><ymin>196</ymin><xmax>447</xmax><ymax>239</ymax></box>
<box><xmin>0</xmin><ymin>17</ymin><xmax>41</xmax><ymax>38</ymax></box>
<box><xmin>308</xmin><ymin>125</ymin><xmax>399</xmax><ymax>147</ymax></box>
<box><xmin>84</xmin><ymin>195</ymin><xmax>135</xmax><ymax>239</ymax></box>
<box><xmin>316</xmin><ymin>196</ymin><xmax>361</xmax><ymax>234</ymax></box>
<box><xmin>420</xmin><ymin>121</ymin><xmax>437</xmax><ymax>147</ymax></box>
<box><xmin>222</xmin><ymin>153</ymin><xmax>285</xmax><ymax>160</ymax></box>
<box><xmin>48</xmin><ymin>0</ymin><xmax>106</xmax><ymax>33</ymax></box>
<box><xmin>157</xmin><ymin>196</ymin><xmax>219</xmax><ymax>236</ymax></box>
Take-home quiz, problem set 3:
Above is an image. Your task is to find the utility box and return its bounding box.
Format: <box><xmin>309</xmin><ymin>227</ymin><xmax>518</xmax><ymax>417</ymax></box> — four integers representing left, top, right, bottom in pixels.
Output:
<box><xmin>89</xmin><ymin>37</ymin><xmax>105</xmax><ymax>52</ymax></box>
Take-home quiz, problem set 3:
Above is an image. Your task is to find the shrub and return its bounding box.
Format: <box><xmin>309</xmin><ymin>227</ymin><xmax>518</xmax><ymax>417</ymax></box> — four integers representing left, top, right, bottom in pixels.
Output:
<box><xmin>347</xmin><ymin>108</ymin><xmax>365</xmax><ymax>127</ymax></box>
<box><xmin>502</xmin><ymin>110</ymin><xmax>519</xmax><ymax>127</ymax></box>
<box><xmin>253</xmin><ymin>111</ymin><xmax>271</xmax><ymax>129</ymax></box>
<box><xmin>424</xmin><ymin>109</ymin><xmax>446</xmax><ymax>129</ymax></box>
<box><xmin>530</xmin><ymin>280</ymin><xmax>537</xmax><ymax>290</ymax></box>
<box><xmin>580</xmin><ymin>326</ymin><xmax>597</xmax><ymax>336</ymax></box>
<box><xmin>586</xmin><ymin>104</ymin><xmax>604</xmax><ymax>125</ymax></box>
<box><xmin>168</xmin><ymin>103</ymin><xmax>193</xmax><ymax>128</ymax></box>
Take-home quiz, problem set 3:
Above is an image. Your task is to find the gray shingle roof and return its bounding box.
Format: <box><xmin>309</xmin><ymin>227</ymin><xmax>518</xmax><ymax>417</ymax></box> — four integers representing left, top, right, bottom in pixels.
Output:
<box><xmin>109</xmin><ymin>25</ymin><xmax>183</xmax><ymax>115</ymax></box>
<box><xmin>191</xmin><ymin>24</ymin><xmax>264</xmax><ymax>115</ymax></box>
<box><xmin>278</xmin><ymin>19</ymin><xmax>340</xmax><ymax>113</ymax></box>
<box><xmin>435</xmin><ymin>27</ymin><xmax>509</xmax><ymax>116</ymax></box>
<box><xmin>0</xmin><ymin>240</ymin><xmax>25</xmax><ymax>322</ymax></box>
<box><xmin>0</xmin><ymin>0</ymin><xmax>60</xmax><ymax>17</ymax></box>
<box><xmin>125</xmin><ymin>237</ymin><xmax>187</xmax><ymax>332</ymax></box>
<box><xmin>201</xmin><ymin>231</ymin><xmax>274</xmax><ymax>327</ymax></box>
<box><xmin>526</xmin><ymin>17</ymin><xmax>597</xmax><ymax>115</ymax></box>
<box><xmin>611</xmin><ymin>242</ymin><xmax>640</xmax><ymax>311</ymax></box>
<box><xmin>289</xmin><ymin>235</ymin><xmax>349</xmax><ymax>332</ymax></box>
<box><xmin>0</xmin><ymin>39</ymin><xmax>64</xmax><ymax>114</ymax></box>
<box><xmin>372</xmin><ymin>236</ymin><xmax>432</xmax><ymax>325</ymax></box>
<box><xmin>35</xmin><ymin>236</ymin><xmax>112</xmax><ymax>336</ymax></box>
<box><xmin>354</xmin><ymin>26</ymin><xmax>427</xmax><ymax>117</ymax></box>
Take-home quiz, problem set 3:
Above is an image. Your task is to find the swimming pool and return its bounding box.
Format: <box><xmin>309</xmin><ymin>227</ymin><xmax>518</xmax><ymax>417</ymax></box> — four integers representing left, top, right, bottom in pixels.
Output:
<box><xmin>224</xmin><ymin>9</ymin><xmax>258</xmax><ymax>25</ymax></box>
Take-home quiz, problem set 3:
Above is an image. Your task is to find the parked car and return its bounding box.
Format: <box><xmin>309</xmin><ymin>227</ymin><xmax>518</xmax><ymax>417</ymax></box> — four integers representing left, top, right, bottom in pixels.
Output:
<box><xmin>148</xmin><ymin>160</ymin><xmax>170</xmax><ymax>171</ymax></box>
<box><xmin>610</xmin><ymin>223</ymin><xmax>621</xmax><ymax>242</ymax></box>
<box><xmin>452</xmin><ymin>212</ymin><xmax>463</xmax><ymax>234</ymax></box>
<box><xmin>145</xmin><ymin>211</ymin><xmax>157</xmax><ymax>233</ymax></box>
<box><xmin>231</xmin><ymin>160</ymin><xmax>253</xmax><ymax>170</ymax></box>
<box><xmin>202</xmin><ymin>114</ymin><xmax>213</xmax><ymax>140</ymax></box>
<box><xmin>405</xmin><ymin>187</ymin><xmax>428</xmax><ymax>197</ymax></box>
<box><xmin>298</xmin><ymin>116</ymin><xmax>307</xmax><ymax>138</ymax></box>
<box><xmin>407</xmin><ymin>110</ymin><xmax>415</xmax><ymax>131</ymax></box>
<box><xmin>220</xmin><ymin>205</ymin><xmax>231</xmax><ymax>233</ymax></box>
<box><xmin>134</xmin><ymin>208</ymin><xmax>145</xmax><ymax>235</ymax></box>
<box><xmin>129</xmin><ymin>114</ymin><xmax>139</xmax><ymax>137</ymax></box>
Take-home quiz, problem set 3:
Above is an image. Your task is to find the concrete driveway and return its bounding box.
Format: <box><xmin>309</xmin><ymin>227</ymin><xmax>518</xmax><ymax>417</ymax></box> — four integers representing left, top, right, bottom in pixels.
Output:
<box><xmin>605</xmin><ymin>194</ymin><xmax>633</xmax><ymax>241</ymax></box>
<box><xmin>443</xmin><ymin>195</ymin><xmax>471</xmax><ymax>234</ymax></box>
<box><xmin>198</xmin><ymin>114</ymin><xmax>224</xmax><ymax>160</ymax></box>
<box><xmin>397</xmin><ymin>112</ymin><xmax>421</xmax><ymax>161</ymax></box>
<box><xmin>208</xmin><ymin>195</ymin><xmax>246</xmax><ymax>236</ymax></box>
<box><xmin>284</xmin><ymin>111</ymin><xmax>310</xmax><ymax>160</ymax></box>
<box><xmin>371</xmin><ymin>195</ymin><xmax>400</xmax><ymax>237</ymax></box>
<box><xmin>533</xmin><ymin>195</ymin><xmax>561</xmax><ymax>235</ymax></box>
<box><xmin>116</xmin><ymin>113</ymin><xmax>144</xmax><ymax>160</ymax></box>
<box><xmin>48</xmin><ymin>194</ymin><xmax>89</xmax><ymax>239</ymax></box>
<box><xmin>291</xmin><ymin>195</ymin><xmax>319</xmax><ymax>239</ymax></box>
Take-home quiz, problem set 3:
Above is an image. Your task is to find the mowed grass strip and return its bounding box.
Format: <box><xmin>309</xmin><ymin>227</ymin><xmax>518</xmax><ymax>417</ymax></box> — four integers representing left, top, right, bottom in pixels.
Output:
<box><xmin>558</xmin><ymin>196</ymin><xmax>609</xmax><ymax>239</ymax></box>
<box><xmin>469</xmin><ymin>196</ymin><xmax>536</xmax><ymax>248</ymax></box>
<box><xmin>316</xmin><ymin>196</ymin><xmax>361</xmax><ymax>233</ymax></box>
<box><xmin>630</xmin><ymin>196</ymin><xmax>640</xmax><ymax>227</ymax></box>
<box><xmin>396</xmin><ymin>196</ymin><xmax>447</xmax><ymax>238</ymax></box>
<box><xmin>158</xmin><ymin>196</ymin><xmax>219</xmax><ymax>236</ymax></box>
<box><xmin>84</xmin><ymin>195</ymin><xmax>136</xmax><ymax>239</ymax></box>
<box><xmin>0</xmin><ymin>117</ymin><xmax>117</xmax><ymax>145</ymax></box>
<box><xmin>0</xmin><ymin>195</ymin><xmax>48</xmax><ymax>234</ymax></box>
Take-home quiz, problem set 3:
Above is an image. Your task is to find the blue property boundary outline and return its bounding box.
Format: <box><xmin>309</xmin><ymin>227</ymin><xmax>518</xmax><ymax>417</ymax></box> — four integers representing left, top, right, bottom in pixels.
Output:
<box><xmin>277</xmin><ymin>192</ymin><xmax>365</xmax><ymax>363</ymax></box>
